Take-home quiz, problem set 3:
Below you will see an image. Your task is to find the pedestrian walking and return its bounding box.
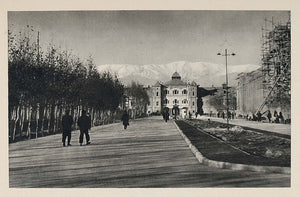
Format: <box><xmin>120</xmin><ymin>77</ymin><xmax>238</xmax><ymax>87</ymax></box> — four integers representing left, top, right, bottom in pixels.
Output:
<box><xmin>121</xmin><ymin>110</ymin><xmax>129</xmax><ymax>129</ymax></box>
<box><xmin>62</xmin><ymin>109</ymin><xmax>73</xmax><ymax>147</ymax></box>
<box><xmin>165</xmin><ymin>110</ymin><xmax>169</xmax><ymax>122</ymax></box>
<box><xmin>274</xmin><ymin>110</ymin><xmax>279</xmax><ymax>123</ymax></box>
<box><xmin>77</xmin><ymin>110</ymin><xmax>91</xmax><ymax>146</ymax></box>
<box><xmin>267</xmin><ymin>110</ymin><xmax>272</xmax><ymax>123</ymax></box>
<box><xmin>257</xmin><ymin>111</ymin><xmax>262</xmax><ymax>122</ymax></box>
<box><xmin>227</xmin><ymin>111</ymin><xmax>231</xmax><ymax>120</ymax></box>
<box><xmin>274</xmin><ymin>110</ymin><xmax>278</xmax><ymax>119</ymax></box>
<box><xmin>278</xmin><ymin>112</ymin><xmax>284</xmax><ymax>124</ymax></box>
<box><xmin>222</xmin><ymin>111</ymin><xmax>225</xmax><ymax>119</ymax></box>
<box><xmin>162</xmin><ymin>111</ymin><xmax>166</xmax><ymax>121</ymax></box>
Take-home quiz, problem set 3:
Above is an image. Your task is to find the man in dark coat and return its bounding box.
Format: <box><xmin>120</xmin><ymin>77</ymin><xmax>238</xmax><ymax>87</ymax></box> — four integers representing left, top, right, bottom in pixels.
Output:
<box><xmin>278</xmin><ymin>112</ymin><xmax>284</xmax><ymax>124</ymax></box>
<box><xmin>267</xmin><ymin>110</ymin><xmax>272</xmax><ymax>123</ymax></box>
<box><xmin>62</xmin><ymin>109</ymin><xmax>73</xmax><ymax>147</ymax></box>
<box><xmin>121</xmin><ymin>110</ymin><xmax>129</xmax><ymax>129</ymax></box>
<box><xmin>162</xmin><ymin>111</ymin><xmax>166</xmax><ymax>121</ymax></box>
<box><xmin>77</xmin><ymin>110</ymin><xmax>91</xmax><ymax>146</ymax></box>
<box><xmin>222</xmin><ymin>111</ymin><xmax>225</xmax><ymax>119</ymax></box>
<box><xmin>257</xmin><ymin>111</ymin><xmax>262</xmax><ymax>122</ymax></box>
<box><xmin>165</xmin><ymin>110</ymin><xmax>170</xmax><ymax>122</ymax></box>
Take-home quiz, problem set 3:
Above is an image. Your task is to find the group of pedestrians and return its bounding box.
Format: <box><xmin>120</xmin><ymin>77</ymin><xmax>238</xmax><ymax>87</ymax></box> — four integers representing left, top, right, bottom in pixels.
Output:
<box><xmin>217</xmin><ymin>111</ymin><xmax>235</xmax><ymax>120</ymax></box>
<box><xmin>62</xmin><ymin>109</ymin><xmax>91</xmax><ymax>147</ymax></box>
<box><xmin>62</xmin><ymin>109</ymin><xmax>130</xmax><ymax>147</ymax></box>
<box><xmin>246</xmin><ymin>110</ymin><xmax>285</xmax><ymax>123</ymax></box>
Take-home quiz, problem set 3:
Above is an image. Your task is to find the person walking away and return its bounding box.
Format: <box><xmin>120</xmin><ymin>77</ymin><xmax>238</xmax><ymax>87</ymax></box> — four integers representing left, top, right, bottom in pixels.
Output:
<box><xmin>274</xmin><ymin>110</ymin><xmax>278</xmax><ymax>122</ymax></box>
<box><xmin>62</xmin><ymin>109</ymin><xmax>73</xmax><ymax>147</ymax></box>
<box><xmin>278</xmin><ymin>112</ymin><xmax>284</xmax><ymax>124</ymax></box>
<box><xmin>165</xmin><ymin>110</ymin><xmax>169</xmax><ymax>122</ymax></box>
<box><xmin>222</xmin><ymin>112</ymin><xmax>225</xmax><ymax>119</ymax></box>
<box><xmin>77</xmin><ymin>110</ymin><xmax>91</xmax><ymax>146</ymax></box>
<box><xmin>267</xmin><ymin>110</ymin><xmax>272</xmax><ymax>123</ymax></box>
<box><xmin>275</xmin><ymin>116</ymin><xmax>280</xmax><ymax>123</ymax></box>
<box><xmin>227</xmin><ymin>111</ymin><xmax>231</xmax><ymax>120</ymax></box>
<box><xmin>162</xmin><ymin>111</ymin><xmax>166</xmax><ymax>121</ymax></box>
<box><xmin>121</xmin><ymin>110</ymin><xmax>129</xmax><ymax>129</ymax></box>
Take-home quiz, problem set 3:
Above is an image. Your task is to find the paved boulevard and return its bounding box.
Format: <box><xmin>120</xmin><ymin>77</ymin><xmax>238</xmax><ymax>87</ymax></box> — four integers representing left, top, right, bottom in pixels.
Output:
<box><xmin>9</xmin><ymin>116</ymin><xmax>290</xmax><ymax>187</ymax></box>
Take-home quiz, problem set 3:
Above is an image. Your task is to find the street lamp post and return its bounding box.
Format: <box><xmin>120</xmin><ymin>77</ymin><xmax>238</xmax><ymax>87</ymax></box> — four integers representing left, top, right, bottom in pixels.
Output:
<box><xmin>217</xmin><ymin>49</ymin><xmax>235</xmax><ymax>131</ymax></box>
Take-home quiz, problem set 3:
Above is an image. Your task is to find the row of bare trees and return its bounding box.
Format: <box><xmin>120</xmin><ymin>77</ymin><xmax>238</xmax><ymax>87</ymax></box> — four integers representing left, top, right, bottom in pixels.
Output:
<box><xmin>8</xmin><ymin>26</ymin><xmax>125</xmax><ymax>142</ymax></box>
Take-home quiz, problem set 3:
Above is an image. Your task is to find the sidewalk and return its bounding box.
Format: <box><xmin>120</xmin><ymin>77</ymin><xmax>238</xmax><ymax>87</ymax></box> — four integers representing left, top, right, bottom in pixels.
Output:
<box><xmin>197</xmin><ymin>116</ymin><xmax>291</xmax><ymax>136</ymax></box>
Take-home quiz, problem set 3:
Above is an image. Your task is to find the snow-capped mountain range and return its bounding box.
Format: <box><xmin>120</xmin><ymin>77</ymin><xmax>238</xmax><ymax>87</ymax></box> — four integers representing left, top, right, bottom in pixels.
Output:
<box><xmin>96</xmin><ymin>61</ymin><xmax>260</xmax><ymax>87</ymax></box>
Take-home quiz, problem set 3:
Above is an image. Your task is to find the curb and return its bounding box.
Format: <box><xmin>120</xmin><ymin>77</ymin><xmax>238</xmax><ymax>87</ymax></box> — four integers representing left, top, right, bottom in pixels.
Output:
<box><xmin>172</xmin><ymin>120</ymin><xmax>291</xmax><ymax>174</ymax></box>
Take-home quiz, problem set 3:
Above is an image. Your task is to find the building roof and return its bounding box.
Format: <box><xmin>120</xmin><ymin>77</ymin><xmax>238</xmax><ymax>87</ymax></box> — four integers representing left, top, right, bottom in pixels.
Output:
<box><xmin>164</xmin><ymin>79</ymin><xmax>187</xmax><ymax>86</ymax></box>
<box><xmin>164</xmin><ymin>72</ymin><xmax>188</xmax><ymax>86</ymax></box>
<box><xmin>190</xmin><ymin>81</ymin><xmax>197</xmax><ymax>86</ymax></box>
<box><xmin>172</xmin><ymin>71</ymin><xmax>181</xmax><ymax>79</ymax></box>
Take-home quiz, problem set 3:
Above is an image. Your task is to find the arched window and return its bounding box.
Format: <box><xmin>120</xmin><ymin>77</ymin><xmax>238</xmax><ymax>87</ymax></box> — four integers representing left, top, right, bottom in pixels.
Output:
<box><xmin>165</xmin><ymin>99</ymin><xmax>169</xmax><ymax>104</ymax></box>
<box><xmin>182</xmin><ymin>89</ymin><xmax>187</xmax><ymax>94</ymax></box>
<box><xmin>173</xmin><ymin>89</ymin><xmax>179</xmax><ymax>95</ymax></box>
<box><xmin>173</xmin><ymin>99</ymin><xmax>179</xmax><ymax>104</ymax></box>
<box><xmin>165</xmin><ymin>90</ymin><xmax>169</xmax><ymax>95</ymax></box>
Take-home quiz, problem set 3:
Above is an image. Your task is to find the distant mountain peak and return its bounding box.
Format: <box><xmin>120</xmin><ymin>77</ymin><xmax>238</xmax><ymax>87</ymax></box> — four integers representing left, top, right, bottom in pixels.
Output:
<box><xmin>96</xmin><ymin>61</ymin><xmax>260</xmax><ymax>87</ymax></box>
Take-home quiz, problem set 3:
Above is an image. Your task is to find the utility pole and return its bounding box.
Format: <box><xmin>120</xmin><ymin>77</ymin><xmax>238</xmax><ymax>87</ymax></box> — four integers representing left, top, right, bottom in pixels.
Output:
<box><xmin>218</xmin><ymin>49</ymin><xmax>236</xmax><ymax>131</ymax></box>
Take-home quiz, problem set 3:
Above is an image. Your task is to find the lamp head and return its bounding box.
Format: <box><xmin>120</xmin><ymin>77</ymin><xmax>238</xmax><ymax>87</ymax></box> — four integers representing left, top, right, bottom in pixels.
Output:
<box><xmin>231</xmin><ymin>53</ymin><xmax>236</xmax><ymax>56</ymax></box>
<box><xmin>217</xmin><ymin>53</ymin><xmax>221</xmax><ymax>56</ymax></box>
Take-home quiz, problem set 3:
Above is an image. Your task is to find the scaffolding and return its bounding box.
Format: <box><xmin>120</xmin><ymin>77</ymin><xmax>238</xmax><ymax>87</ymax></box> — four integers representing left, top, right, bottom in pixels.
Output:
<box><xmin>256</xmin><ymin>18</ymin><xmax>291</xmax><ymax>113</ymax></box>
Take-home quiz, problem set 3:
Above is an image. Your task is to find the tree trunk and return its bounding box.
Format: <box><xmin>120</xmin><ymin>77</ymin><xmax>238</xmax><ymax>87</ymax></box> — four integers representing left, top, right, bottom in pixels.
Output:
<box><xmin>35</xmin><ymin>104</ymin><xmax>39</xmax><ymax>139</ymax></box>
<box><xmin>49</xmin><ymin>103</ymin><xmax>55</xmax><ymax>134</ymax></box>
<box><xmin>11</xmin><ymin>106</ymin><xmax>18</xmax><ymax>142</ymax></box>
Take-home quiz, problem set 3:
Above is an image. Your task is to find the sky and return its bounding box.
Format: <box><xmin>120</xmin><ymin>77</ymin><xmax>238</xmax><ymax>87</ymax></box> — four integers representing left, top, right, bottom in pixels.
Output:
<box><xmin>8</xmin><ymin>10</ymin><xmax>290</xmax><ymax>66</ymax></box>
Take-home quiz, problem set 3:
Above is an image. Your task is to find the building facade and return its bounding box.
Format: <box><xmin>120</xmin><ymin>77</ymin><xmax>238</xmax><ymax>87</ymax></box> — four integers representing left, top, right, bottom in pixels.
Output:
<box><xmin>236</xmin><ymin>68</ymin><xmax>265</xmax><ymax>116</ymax></box>
<box><xmin>146</xmin><ymin>72</ymin><xmax>198</xmax><ymax>118</ymax></box>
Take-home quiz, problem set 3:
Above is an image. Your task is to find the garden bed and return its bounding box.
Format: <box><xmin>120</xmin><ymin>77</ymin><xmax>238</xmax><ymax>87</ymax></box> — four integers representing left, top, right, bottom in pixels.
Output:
<box><xmin>176</xmin><ymin>119</ymin><xmax>290</xmax><ymax>167</ymax></box>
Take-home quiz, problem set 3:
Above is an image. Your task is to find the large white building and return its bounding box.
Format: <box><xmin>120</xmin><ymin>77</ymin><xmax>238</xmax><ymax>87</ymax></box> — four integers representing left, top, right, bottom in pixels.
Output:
<box><xmin>146</xmin><ymin>72</ymin><xmax>198</xmax><ymax>118</ymax></box>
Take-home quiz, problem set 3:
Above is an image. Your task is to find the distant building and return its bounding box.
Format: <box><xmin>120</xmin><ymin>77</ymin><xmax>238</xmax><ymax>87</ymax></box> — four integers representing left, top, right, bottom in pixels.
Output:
<box><xmin>146</xmin><ymin>72</ymin><xmax>198</xmax><ymax>118</ymax></box>
<box><xmin>236</xmin><ymin>67</ymin><xmax>290</xmax><ymax>120</ymax></box>
<box><xmin>236</xmin><ymin>68</ymin><xmax>264</xmax><ymax>116</ymax></box>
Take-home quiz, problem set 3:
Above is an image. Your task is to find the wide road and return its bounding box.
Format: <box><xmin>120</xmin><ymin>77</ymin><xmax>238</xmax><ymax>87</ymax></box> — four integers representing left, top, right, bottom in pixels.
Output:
<box><xmin>9</xmin><ymin>116</ymin><xmax>290</xmax><ymax>187</ymax></box>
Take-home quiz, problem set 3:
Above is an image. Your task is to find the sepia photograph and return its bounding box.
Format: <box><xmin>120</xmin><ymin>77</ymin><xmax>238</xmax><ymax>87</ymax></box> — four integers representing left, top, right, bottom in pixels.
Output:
<box><xmin>6</xmin><ymin>9</ymin><xmax>292</xmax><ymax>189</ymax></box>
